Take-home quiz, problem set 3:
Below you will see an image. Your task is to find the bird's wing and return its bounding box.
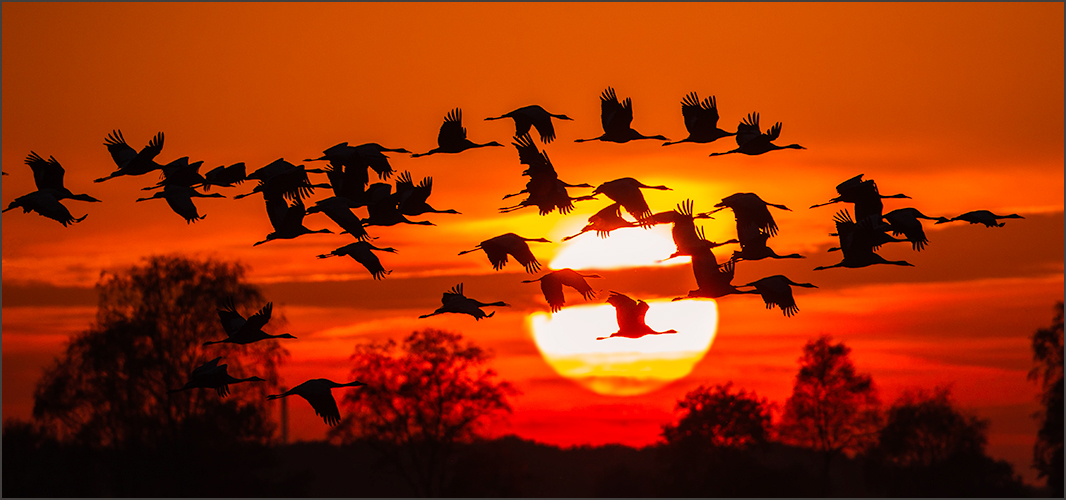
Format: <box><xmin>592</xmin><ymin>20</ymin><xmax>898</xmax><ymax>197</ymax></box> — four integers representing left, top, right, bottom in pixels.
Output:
<box><xmin>600</xmin><ymin>88</ymin><xmax>632</xmax><ymax>134</ymax></box>
<box><xmin>438</xmin><ymin>108</ymin><xmax>467</xmax><ymax>146</ymax></box>
<box><xmin>541</xmin><ymin>277</ymin><xmax>565</xmax><ymax>312</ymax></box>
<box><xmin>244</xmin><ymin>302</ymin><xmax>273</xmax><ymax>332</ymax></box>
<box><xmin>104</xmin><ymin>130</ymin><xmax>137</xmax><ymax>169</ymax></box>
<box><xmin>681</xmin><ymin>92</ymin><xmax>720</xmax><ymax>134</ymax></box>
<box><xmin>735</xmin><ymin>113</ymin><xmax>761</xmax><ymax>146</ymax></box>
<box><xmin>395</xmin><ymin>170</ymin><xmax>415</xmax><ymax>194</ymax></box>
<box><xmin>26</xmin><ymin>152</ymin><xmax>66</xmax><ymax>191</ymax></box>
<box><xmin>767</xmin><ymin>122</ymin><xmax>782</xmax><ymax>142</ymax></box>
<box><xmin>139</xmin><ymin>132</ymin><xmax>165</xmax><ymax>161</ymax></box>
<box><xmin>191</xmin><ymin>357</ymin><xmax>224</xmax><ymax>377</ymax></box>
<box><xmin>304</xmin><ymin>389</ymin><xmax>342</xmax><ymax>426</ymax></box>
<box><xmin>217</xmin><ymin>301</ymin><xmax>247</xmax><ymax>337</ymax></box>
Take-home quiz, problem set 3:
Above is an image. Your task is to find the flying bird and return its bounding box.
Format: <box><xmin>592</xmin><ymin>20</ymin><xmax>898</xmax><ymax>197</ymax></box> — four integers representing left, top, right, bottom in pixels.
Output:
<box><xmin>485</xmin><ymin>104</ymin><xmax>573</xmax><ymax>144</ymax></box>
<box><xmin>523</xmin><ymin>268</ymin><xmax>601</xmax><ymax>313</ymax></box>
<box><xmin>253</xmin><ymin>195</ymin><xmax>334</xmax><ymax>246</ymax></box>
<box><xmin>168</xmin><ymin>357</ymin><xmax>265</xmax><ymax>397</ymax></box>
<box><xmin>732</xmin><ymin>221</ymin><xmax>803</xmax><ymax>261</ymax></box>
<box><xmin>202</xmin><ymin>162</ymin><xmax>247</xmax><ymax>191</ymax></box>
<box><xmin>648</xmin><ymin>199</ymin><xmax>731</xmax><ymax>259</ymax></box>
<box><xmin>575</xmin><ymin>87</ymin><xmax>668</xmax><ymax>143</ymax></box>
<box><xmin>458</xmin><ymin>233</ymin><xmax>550</xmax><ymax>273</ymax></box>
<box><xmin>393</xmin><ymin>171</ymin><xmax>461</xmax><ymax>216</ymax></box>
<box><xmin>935</xmin><ymin>209</ymin><xmax>1024</xmax><ymax>228</ymax></box>
<box><xmin>708</xmin><ymin>112</ymin><xmax>804</xmax><ymax>156</ymax></box>
<box><xmin>267</xmin><ymin>378</ymin><xmax>366</xmax><ymax>426</ymax></box>
<box><xmin>596</xmin><ymin>292</ymin><xmax>677</xmax><ymax>340</ymax></box>
<box><xmin>736</xmin><ymin>275</ymin><xmax>817</xmax><ymax>317</ymax></box>
<box><xmin>662</xmin><ymin>92</ymin><xmax>736</xmax><ymax>146</ymax></box>
<box><xmin>499</xmin><ymin>133</ymin><xmax>595</xmax><ymax>216</ymax></box>
<box><xmin>882</xmin><ymin>207</ymin><xmax>949</xmax><ymax>251</ymax></box>
<box><xmin>562</xmin><ymin>202</ymin><xmax>640</xmax><ymax>241</ymax></box>
<box><xmin>814</xmin><ymin>210</ymin><xmax>914</xmax><ymax>270</ymax></box>
<box><xmin>592</xmin><ymin>177</ymin><xmax>672</xmax><ymax>223</ymax></box>
<box><xmin>412</xmin><ymin>108</ymin><xmax>503</xmax><ymax>157</ymax></box>
<box><xmin>24</xmin><ymin>152</ymin><xmax>101</xmax><ymax>203</ymax></box>
<box><xmin>419</xmin><ymin>283</ymin><xmax>509</xmax><ymax>320</ymax></box>
<box><xmin>135</xmin><ymin>184</ymin><xmax>224</xmax><ymax>223</ymax></box>
<box><xmin>3</xmin><ymin>190</ymin><xmax>88</xmax><ymax>226</ymax></box>
<box><xmin>360</xmin><ymin>182</ymin><xmax>436</xmax><ymax>227</ymax></box>
<box><xmin>204</xmin><ymin>300</ymin><xmax>296</xmax><ymax>346</ymax></box>
<box><xmin>317</xmin><ymin>241</ymin><xmax>397</xmax><ymax>280</ymax></box>
<box><xmin>96</xmin><ymin>130</ymin><xmax>165</xmax><ymax>182</ymax></box>
<box><xmin>710</xmin><ymin>192</ymin><xmax>791</xmax><ymax>237</ymax></box>
<box><xmin>235</xmin><ymin>159</ymin><xmax>329</xmax><ymax>203</ymax></box>
<box><xmin>809</xmin><ymin>174</ymin><xmax>910</xmax><ymax>222</ymax></box>
<box><xmin>305</xmin><ymin>196</ymin><xmax>372</xmax><ymax>241</ymax></box>
<box><xmin>141</xmin><ymin>156</ymin><xmax>207</xmax><ymax>191</ymax></box>
<box><xmin>674</xmin><ymin>254</ymin><xmax>747</xmax><ymax>301</ymax></box>
<box><xmin>306</xmin><ymin>142</ymin><xmax>409</xmax><ymax>183</ymax></box>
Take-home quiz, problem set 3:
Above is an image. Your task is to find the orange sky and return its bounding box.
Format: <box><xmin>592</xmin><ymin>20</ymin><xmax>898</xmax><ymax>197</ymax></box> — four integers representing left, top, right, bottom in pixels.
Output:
<box><xmin>3</xmin><ymin>2</ymin><xmax>1063</xmax><ymax>486</ymax></box>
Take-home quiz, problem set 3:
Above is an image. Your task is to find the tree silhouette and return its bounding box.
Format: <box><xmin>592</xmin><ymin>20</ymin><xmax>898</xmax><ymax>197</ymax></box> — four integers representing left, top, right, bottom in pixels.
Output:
<box><xmin>31</xmin><ymin>255</ymin><xmax>288</xmax><ymax>448</ymax></box>
<box><xmin>778</xmin><ymin>334</ymin><xmax>881</xmax><ymax>493</ymax></box>
<box><xmin>329</xmin><ymin>328</ymin><xmax>518</xmax><ymax>497</ymax></box>
<box><xmin>1029</xmin><ymin>301</ymin><xmax>1064</xmax><ymax>496</ymax></box>
<box><xmin>867</xmin><ymin>386</ymin><xmax>1027</xmax><ymax>496</ymax></box>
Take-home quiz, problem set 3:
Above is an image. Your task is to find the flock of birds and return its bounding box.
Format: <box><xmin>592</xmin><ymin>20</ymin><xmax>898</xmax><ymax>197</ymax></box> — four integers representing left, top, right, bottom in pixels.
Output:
<box><xmin>3</xmin><ymin>87</ymin><xmax>1026</xmax><ymax>426</ymax></box>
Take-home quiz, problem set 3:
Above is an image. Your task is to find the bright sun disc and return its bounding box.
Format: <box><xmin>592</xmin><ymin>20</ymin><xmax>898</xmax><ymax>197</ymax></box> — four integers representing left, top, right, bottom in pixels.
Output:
<box><xmin>549</xmin><ymin>224</ymin><xmax>689</xmax><ymax>270</ymax></box>
<box><xmin>529</xmin><ymin>299</ymin><xmax>718</xmax><ymax>396</ymax></box>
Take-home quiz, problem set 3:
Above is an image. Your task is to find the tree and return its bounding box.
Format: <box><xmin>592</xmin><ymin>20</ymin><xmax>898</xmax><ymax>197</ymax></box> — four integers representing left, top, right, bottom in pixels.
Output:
<box><xmin>31</xmin><ymin>254</ymin><xmax>288</xmax><ymax>448</ymax></box>
<box><xmin>1029</xmin><ymin>301</ymin><xmax>1064</xmax><ymax>496</ymax></box>
<box><xmin>868</xmin><ymin>386</ymin><xmax>1027</xmax><ymax>496</ymax></box>
<box><xmin>778</xmin><ymin>334</ymin><xmax>881</xmax><ymax>492</ymax></box>
<box><xmin>329</xmin><ymin>328</ymin><xmax>518</xmax><ymax>497</ymax></box>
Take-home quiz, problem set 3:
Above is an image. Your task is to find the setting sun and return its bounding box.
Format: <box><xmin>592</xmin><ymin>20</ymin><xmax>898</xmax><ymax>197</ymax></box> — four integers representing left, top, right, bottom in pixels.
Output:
<box><xmin>549</xmin><ymin>224</ymin><xmax>689</xmax><ymax>270</ymax></box>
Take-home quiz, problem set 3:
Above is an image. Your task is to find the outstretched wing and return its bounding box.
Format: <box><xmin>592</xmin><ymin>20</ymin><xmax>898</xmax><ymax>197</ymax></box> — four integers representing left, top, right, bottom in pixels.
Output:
<box><xmin>217</xmin><ymin>299</ymin><xmax>247</xmax><ymax>337</ymax></box>
<box><xmin>600</xmin><ymin>87</ymin><xmax>633</xmax><ymax>135</ymax></box>
<box><xmin>244</xmin><ymin>302</ymin><xmax>273</xmax><ymax>333</ymax></box>
<box><xmin>25</xmin><ymin>152</ymin><xmax>66</xmax><ymax>191</ymax></box>
<box><xmin>104</xmin><ymin>130</ymin><xmax>137</xmax><ymax>169</ymax></box>
<box><xmin>438</xmin><ymin>108</ymin><xmax>467</xmax><ymax>147</ymax></box>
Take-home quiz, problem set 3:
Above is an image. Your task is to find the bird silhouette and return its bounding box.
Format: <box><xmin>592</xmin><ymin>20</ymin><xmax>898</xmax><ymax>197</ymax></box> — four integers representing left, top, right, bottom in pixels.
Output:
<box><xmin>202</xmin><ymin>162</ymin><xmax>247</xmax><ymax>191</ymax></box>
<box><xmin>575</xmin><ymin>87</ymin><xmax>668</xmax><ymax>143</ymax></box>
<box><xmin>673</xmin><ymin>255</ymin><xmax>748</xmax><ymax>301</ymax></box>
<box><xmin>809</xmin><ymin>174</ymin><xmax>910</xmax><ymax>222</ymax></box>
<box><xmin>485</xmin><ymin>105</ymin><xmax>573</xmax><ymax>144</ymax></box>
<box><xmin>732</xmin><ymin>221</ymin><xmax>803</xmax><ymax>261</ymax></box>
<box><xmin>317</xmin><ymin>241</ymin><xmax>397</xmax><ymax>280</ymax></box>
<box><xmin>935</xmin><ymin>209</ymin><xmax>1024</xmax><ymax>228</ymax></box>
<box><xmin>562</xmin><ymin>202</ymin><xmax>640</xmax><ymax>241</ymax></box>
<box><xmin>591</xmin><ymin>177</ymin><xmax>672</xmax><ymax>223</ymax></box>
<box><xmin>168</xmin><ymin>357</ymin><xmax>265</xmax><ymax>397</ymax></box>
<box><xmin>523</xmin><ymin>268</ymin><xmax>601</xmax><ymax>313</ymax></box>
<box><xmin>235</xmin><ymin>159</ymin><xmax>330</xmax><ymax>202</ymax></box>
<box><xmin>253</xmin><ymin>195</ymin><xmax>334</xmax><ymax>246</ymax></box>
<box><xmin>135</xmin><ymin>184</ymin><xmax>225</xmax><ymax>223</ymax></box>
<box><xmin>648</xmin><ymin>199</ymin><xmax>732</xmax><ymax>259</ymax></box>
<box><xmin>710</xmin><ymin>192</ymin><xmax>791</xmax><ymax>237</ymax></box>
<box><xmin>596</xmin><ymin>291</ymin><xmax>677</xmax><ymax>340</ymax></box>
<box><xmin>267</xmin><ymin>378</ymin><xmax>366</xmax><ymax>426</ymax></box>
<box><xmin>360</xmin><ymin>182</ymin><xmax>436</xmax><ymax>227</ymax></box>
<box><xmin>882</xmin><ymin>207</ymin><xmax>949</xmax><ymax>251</ymax></box>
<box><xmin>24</xmin><ymin>152</ymin><xmax>101</xmax><ymax>203</ymax></box>
<box><xmin>306</xmin><ymin>142</ymin><xmax>409</xmax><ymax>182</ymax></box>
<box><xmin>3</xmin><ymin>190</ymin><xmax>88</xmax><ymax>226</ymax></box>
<box><xmin>204</xmin><ymin>300</ymin><xmax>296</xmax><ymax>346</ymax></box>
<box><xmin>140</xmin><ymin>156</ymin><xmax>207</xmax><ymax>191</ymax></box>
<box><xmin>814</xmin><ymin>210</ymin><xmax>914</xmax><ymax>270</ymax></box>
<box><xmin>499</xmin><ymin>134</ymin><xmax>596</xmax><ymax>215</ymax></box>
<box><xmin>419</xmin><ymin>283</ymin><xmax>509</xmax><ymax>320</ymax></box>
<box><xmin>708</xmin><ymin>113</ymin><xmax>804</xmax><ymax>156</ymax></box>
<box><xmin>736</xmin><ymin>275</ymin><xmax>817</xmax><ymax>317</ymax></box>
<box><xmin>412</xmin><ymin>108</ymin><xmax>503</xmax><ymax>157</ymax></box>
<box><xmin>459</xmin><ymin>233</ymin><xmax>550</xmax><ymax>274</ymax></box>
<box><xmin>305</xmin><ymin>196</ymin><xmax>372</xmax><ymax>241</ymax></box>
<box><xmin>662</xmin><ymin>92</ymin><xmax>736</xmax><ymax>146</ymax></box>
<box><xmin>393</xmin><ymin>171</ymin><xmax>461</xmax><ymax>216</ymax></box>
<box><xmin>96</xmin><ymin>130</ymin><xmax>165</xmax><ymax>182</ymax></box>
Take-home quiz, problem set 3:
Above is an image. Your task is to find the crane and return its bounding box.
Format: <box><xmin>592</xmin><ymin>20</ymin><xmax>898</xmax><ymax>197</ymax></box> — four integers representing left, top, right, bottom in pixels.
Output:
<box><xmin>736</xmin><ymin>275</ymin><xmax>817</xmax><ymax>317</ymax></box>
<box><xmin>708</xmin><ymin>113</ymin><xmax>804</xmax><ymax>156</ymax></box>
<box><xmin>168</xmin><ymin>357</ymin><xmax>265</xmax><ymax>397</ymax></box>
<box><xmin>596</xmin><ymin>291</ymin><xmax>677</xmax><ymax>340</ymax></box>
<box><xmin>317</xmin><ymin>241</ymin><xmax>397</xmax><ymax>280</ymax></box>
<box><xmin>485</xmin><ymin>104</ymin><xmax>573</xmax><ymax>144</ymax></box>
<box><xmin>412</xmin><ymin>108</ymin><xmax>503</xmax><ymax>157</ymax></box>
<box><xmin>267</xmin><ymin>378</ymin><xmax>366</xmax><ymax>426</ymax></box>
<box><xmin>523</xmin><ymin>268</ymin><xmax>602</xmax><ymax>313</ymax></box>
<box><xmin>662</xmin><ymin>92</ymin><xmax>735</xmax><ymax>146</ymax></box>
<box><xmin>203</xmin><ymin>300</ymin><xmax>296</xmax><ymax>346</ymax></box>
<box><xmin>458</xmin><ymin>233</ymin><xmax>550</xmax><ymax>273</ymax></box>
<box><xmin>419</xmin><ymin>283</ymin><xmax>509</xmax><ymax>320</ymax></box>
<box><xmin>575</xmin><ymin>87</ymin><xmax>668</xmax><ymax>143</ymax></box>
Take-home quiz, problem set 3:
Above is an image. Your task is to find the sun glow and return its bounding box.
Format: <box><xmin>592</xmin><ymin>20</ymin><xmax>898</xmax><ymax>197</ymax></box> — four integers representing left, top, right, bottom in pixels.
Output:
<box><xmin>528</xmin><ymin>299</ymin><xmax>718</xmax><ymax>396</ymax></box>
<box><xmin>548</xmin><ymin>224</ymin><xmax>689</xmax><ymax>270</ymax></box>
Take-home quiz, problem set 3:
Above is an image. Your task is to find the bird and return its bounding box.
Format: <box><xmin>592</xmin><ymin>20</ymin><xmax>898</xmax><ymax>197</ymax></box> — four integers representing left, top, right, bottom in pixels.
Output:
<box><xmin>305</xmin><ymin>196</ymin><xmax>372</xmax><ymax>241</ymax></box>
<box><xmin>575</xmin><ymin>87</ymin><xmax>668</xmax><ymax>143</ymax></box>
<box><xmin>135</xmin><ymin>184</ymin><xmax>225</xmax><ymax>223</ymax></box>
<box><xmin>708</xmin><ymin>112</ymin><xmax>804</xmax><ymax>156</ymax></box>
<box><xmin>96</xmin><ymin>130</ymin><xmax>165</xmax><ymax>182</ymax></box>
<box><xmin>591</xmin><ymin>177</ymin><xmax>672</xmax><ymax>222</ymax></box>
<box><xmin>809</xmin><ymin>174</ymin><xmax>910</xmax><ymax>222</ymax></box>
<box><xmin>235</xmin><ymin>159</ymin><xmax>330</xmax><ymax>202</ymax></box>
<box><xmin>140</xmin><ymin>156</ymin><xmax>207</xmax><ymax>191</ymax></box>
<box><xmin>24</xmin><ymin>152</ymin><xmax>101</xmax><ymax>203</ymax></box>
<box><xmin>882</xmin><ymin>208</ymin><xmax>949</xmax><ymax>251</ymax></box>
<box><xmin>562</xmin><ymin>202</ymin><xmax>641</xmax><ymax>241</ymax></box>
<box><xmin>673</xmin><ymin>254</ymin><xmax>748</xmax><ymax>301</ymax></box>
<box><xmin>458</xmin><ymin>233</ymin><xmax>551</xmax><ymax>273</ymax></box>
<box><xmin>202</xmin><ymin>162</ymin><xmax>247</xmax><ymax>191</ymax></box>
<box><xmin>710</xmin><ymin>192</ymin><xmax>791</xmax><ymax>237</ymax></box>
<box><xmin>499</xmin><ymin>133</ymin><xmax>596</xmax><ymax>216</ymax></box>
<box><xmin>412</xmin><ymin>108</ymin><xmax>503</xmax><ymax>157</ymax></box>
<box><xmin>267</xmin><ymin>378</ymin><xmax>366</xmax><ymax>426</ymax></box>
<box><xmin>662</xmin><ymin>92</ymin><xmax>736</xmax><ymax>146</ymax></box>
<box><xmin>317</xmin><ymin>241</ymin><xmax>397</xmax><ymax>280</ymax></box>
<box><xmin>647</xmin><ymin>199</ymin><xmax>731</xmax><ymax>259</ymax></box>
<box><xmin>306</xmin><ymin>142</ymin><xmax>409</xmax><ymax>183</ymax></box>
<box><xmin>732</xmin><ymin>221</ymin><xmax>804</xmax><ymax>261</ymax></box>
<box><xmin>936</xmin><ymin>209</ymin><xmax>1024</xmax><ymax>228</ymax></box>
<box><xmin>736</xmin><ymin>275</ymin><xmax>817</xmax><ymax>317</ymax></box>
<box><xmin>168</xmin><ymin>357</ymin><xmax>265</xmax><ymax>397</ymax></box>
<box><xmin>596</xmin><ymin>291</ymin><xmax>677</xmax><ymax>340</ymax></box>
<box><xmin>485</xmin><ymin>105</ymin><xmax>573</xmax><ymax>144</ymax></box>
<box><xmin>3</xmin><ymin>190</ymin><xmax>88</xmax><ymax>227</ymax></box>
<box><xmin>419</xmin><ymin>283</ymin><xmax>509</xmax><ymax>320</ymax></box>
<box><xmin>204</xmin><ymin>300</ymin><xmax>296</xmax><ymax>346</ymax></box>
<box><xmin>523</xmin><ymin>268</ymin><xmax>601</xmax><ymax>313</ymax></box>
<box><xmin>360</xmin><ymin>182</ymin><xmax>436</xmax><ymax>227</ymax></box>
<box><xmin>814</xmin><ymin>210</ymin><xmax>914</xmax><ymax>270</ymax></box>
<box><xmin>660</xmin><ymin>225</ymin><xmax>737</xmax><ymax>262</ymax></box>
<box><xmin>253</xmin><ymin>195</ymin><xmax>334</xmax><ymax>246</ymax></box>
<box><xmin>393</xmin><ymin>171</ymin><xmax>461</xmax><ymax>216</ymax></box>
<box><xmin>354</xmin><ymin>143</ymin><xmax>412</xmax><ymax>180</ymax></box>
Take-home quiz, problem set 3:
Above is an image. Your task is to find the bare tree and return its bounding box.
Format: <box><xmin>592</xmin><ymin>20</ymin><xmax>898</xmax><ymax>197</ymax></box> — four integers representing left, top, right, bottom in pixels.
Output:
<box><xmin>31</xmin><ymin>254</ymin><xmax>288</xmax><ymax>448</ymax></box>
<box><xmin>329</xmin><ymin>329</ymin><xmax>518</xmax><ymax>497</ymax></box>
<box><xmin>1029</xmin><ymin>302</ymin><xmax>1064</xmax><ymax>496</ymax></box>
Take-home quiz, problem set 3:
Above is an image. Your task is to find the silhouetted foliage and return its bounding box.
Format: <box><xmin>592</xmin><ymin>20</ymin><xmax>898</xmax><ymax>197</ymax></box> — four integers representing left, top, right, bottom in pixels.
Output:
<box><xmin>778</xmin><ymin>334</ymin><xmax>881</xmax><ymax>492</ymax></box>
<box><xmin>865</xmin><ymin>386</ymin><xmax>1028</xmax><ymax>497</ymax></box>
<box><xmin>1029</xmin><ymin>301</ymin><xmax>1064</xmax><ymax>496</ymax></box>
<box><xmin>31</xmin><ymin>254</ymin><xmax>288</xmax><ymax>449</ymax></box>
<box><xmin>329</xmin><ymin>328</ymin><xmax>518</xmax><ymax>496</ymax></box>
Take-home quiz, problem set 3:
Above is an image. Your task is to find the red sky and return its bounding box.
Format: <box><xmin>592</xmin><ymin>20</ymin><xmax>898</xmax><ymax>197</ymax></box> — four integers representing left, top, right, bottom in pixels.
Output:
<box><xmin>3</xmin><ymin>2</ymin><xmax>1063</xmax><ymax>486</ymax></box>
